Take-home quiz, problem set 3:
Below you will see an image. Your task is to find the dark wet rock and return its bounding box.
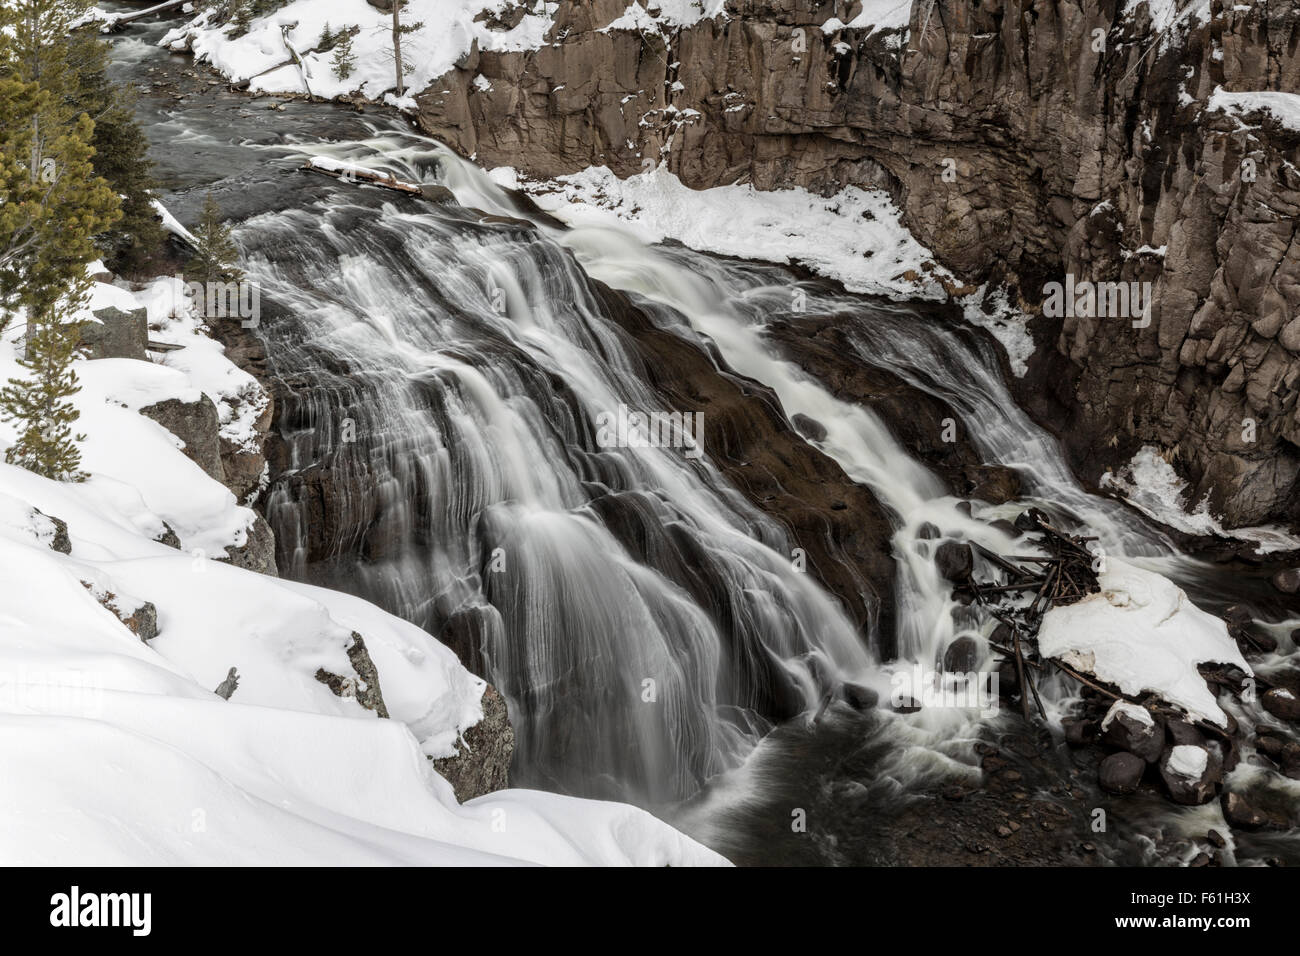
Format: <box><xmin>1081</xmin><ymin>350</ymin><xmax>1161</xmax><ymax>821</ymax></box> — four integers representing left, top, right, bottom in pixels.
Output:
<box><xmin>891</xmin><ymin>696</ymin><xmax>922</xmax><ymax>714</ymax></box>
<box><xmin>1099</xmin><ymin>752</ymin><xmax>1145</xmax><ymax>795</ymax></box>
<box><xmin>1221</xmin><ymin>791</ymin><xmax>1290</xmax><ymax>831</ymax></box>
<box><xmin>1014</xmin><ymin>508</ymin><xmax>1049</xmax><ymax>533</ymax></box>
<box><xmin>1206</xmin><ymin>829</ymin><xmax>1226</xmax><ymax>848</ymax></box>
<box><xmin>963</xmin><ymin>465</ymin><xmax>1021</xmax><ymax>505</ymax></box>
<box><xmin>1158</xmin><ymin>744</ymin><xmax>1220</xmax><ymax>806</ymax></box>
<box><xmin>935</xmin><ymin>540</ymin><xmax>974</xmax><ymax>583</ymax></box>
<box><xmin>1261</xmin><ymin>687</ymin><xmax>1300</xmax><ymax>722</ymax></box>
<box><xmin>419</xmin><ymin>184</ymin><xmax>455</xmax><ymax>204</ymax></box>
<box><xmin>590</xmin><ymin>280</ymin><xmax>898</xmax><ymax>656</ymax></box>
<box><xmin>432</xmin><ymin>683</ymin><xmax>514</xmax><ymax>802</ymax></box>
<box><xmin>942</xmin><ymin>636</ymin><xmax>979</xmax><ymax>674</ymax></box>
<box><xmin>917</xmin><ymin>521</ymin><xmax>941</xmax><ymax>540</ymax></box>
<box><xmin>790</xmin><ymin>412</ymin><xmax>827</xmax><ymax>443</ymax></box>
<box><xmin>33</xmin><ymin>509</ymin><xmax>70</xmax><ymax>554</ymax></box>
<box><xmin>1101</xmin><ymin>701</ymin><xmax>1164</xmax><ymax>763</ymax></box>
<box><xmin>838</xmin><ymin>681</ymin><xmax>879</xmax><ymax>711</ymax></box>
<box><xmin>1062</xmin><ymin>717</ymin><xmax>1096</xmax><ymax>748</ymax></box>
<box><xmin>995</xmin><ymin>657</ymin><xmax>1019</xmax><ymax>697</ymax></box>
<box><xmin>988</xmin><ymin>518</ymin><xmax>1019</xmax><ymax>538</ymax></box>
<box><xmin>1270</xmin><ymin>568</ymin><xmax>1300</xmax><ymax>594</ymax></box>
<box><xmin>1166</xmin><ymin>719</ymin><xmax>1206</xmax><ymax>749</ymax></box>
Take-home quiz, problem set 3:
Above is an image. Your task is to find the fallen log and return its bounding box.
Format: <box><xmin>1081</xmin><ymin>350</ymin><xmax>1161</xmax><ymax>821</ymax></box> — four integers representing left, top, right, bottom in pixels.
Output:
<box><xmin>101</xmin><ymin>0</ymin><xmax>190</xmax><ymax>32</ymax></box>
<box><xmin>300</xmin><ymin>158</ymin><xmax>423</xmax><ymax>195</ymax></box>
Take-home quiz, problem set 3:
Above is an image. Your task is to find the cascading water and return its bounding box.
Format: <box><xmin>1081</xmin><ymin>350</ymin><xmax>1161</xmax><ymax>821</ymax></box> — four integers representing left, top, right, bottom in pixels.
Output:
<box><xmin>103</xmin><ymin>3</ymin><xmax>1297</xmax><ymax>859</ymax></box>
<box><xmin>234</xmin><ymin>140</ymin><xmax>878</xmax><ymax>805</ymax></box>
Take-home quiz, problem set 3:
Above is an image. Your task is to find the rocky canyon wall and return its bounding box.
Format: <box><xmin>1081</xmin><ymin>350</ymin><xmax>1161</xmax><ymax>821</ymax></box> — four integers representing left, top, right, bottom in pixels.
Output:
<box><xmin>416</xmin><ymin>0</ymin><xmax>1300</xmax><ymax>531</ymax></box>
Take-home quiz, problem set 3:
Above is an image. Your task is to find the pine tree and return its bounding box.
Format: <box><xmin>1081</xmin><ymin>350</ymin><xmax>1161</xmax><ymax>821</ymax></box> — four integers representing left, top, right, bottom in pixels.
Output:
<box><xmin>0</xmin><ymin>76</ymin><xmax>121</xmax><ymax>329</ymax></box>
<box><xmin>188</xmin><ymin>193</ymin><xmax>242</xmax><ymax>286</ymax></box>
<box><xmin>332</xmin><ymin>33</ymin><xmax>356</xmax><ymax>81</ymax></box>
<box><xmin>318</xmin><ymin>22</ymin><xmax>335</xmax><ymax>51</ymax></box>
<box><xmin>0</xmin><ymin>277</ymin><xmax>89</xmax><ymax>481</ymax></box>
<box><xmin>70</xmin><ymin>45</ymin><xmax>165</xmax><ymax>277</ymax></box>
<box><xmin>231</xmin><ymin>0</ymin><xmax>254</xmax><ymax>35</ymax></box>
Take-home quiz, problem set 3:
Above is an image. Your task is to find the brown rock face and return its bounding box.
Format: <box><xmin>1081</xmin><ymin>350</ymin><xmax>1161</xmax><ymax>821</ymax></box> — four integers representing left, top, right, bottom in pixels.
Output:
<box><xmin>416</xmin><ymin>0</ymin><xmax>1300</xmax><ymax>530</ymax></box>
<box><xmin>431</xmin><ymin>684</ymin><xmax>515</xmax><ymax>802</ymax></box>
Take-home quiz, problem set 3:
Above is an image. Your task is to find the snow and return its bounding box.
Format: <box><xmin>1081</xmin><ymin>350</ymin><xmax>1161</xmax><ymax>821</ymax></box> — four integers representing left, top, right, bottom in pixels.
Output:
<box><xmin>162</xmin><ymin>0</ymin><xmax>566</xmax><ymax>102</ymax></box>
<box><xmin>602</xmin><ymin>1</ymin><xmax>728</xmax><ymax>34</ymax></box>
<box><xmin>1101</xmin><ymin>445</ymin><xmax>1300</xmax><ymax>554</ymax></box>
<box><xmin>1166</xmin><ymin>743</ymin><xmax>1209</xmax><ymax>779</ymax></box>
<box><xmin>1123</xmin><ymin>0</ymin><xmax>1212</xmax><ymax>37</ymax></box>
<box><xmin>1038</xmin><ymin>559</ymin><xmax>1251</xmax><ymax>725</ymax></box>
<box><xmin>1207</xmin><ymin>87</ymin><xmax>1300</xmax><ymax>133</ymax></box>
<box><xmin>1102</xmin><ymin>699</ymin><xmax>1155</xmax><ymax>730</ymax></box>
<box><xmin>958</xmin><ymin>284</ymin><xmax>1035</xmax><ymax>378</ymax></box>
<box><xmin>840</xmin><ymin>0</ymin><xmax>914</xmax><ymax>36</ymax></box>
<box><xmin>505</xmin><ymin>163</ymin><xmax>951</xmax><ymax>301</ymax></box>
<box><xmin>0</xmin><ymin>271</ymin><xmax>726</xmax><ymax>867</ymax></box>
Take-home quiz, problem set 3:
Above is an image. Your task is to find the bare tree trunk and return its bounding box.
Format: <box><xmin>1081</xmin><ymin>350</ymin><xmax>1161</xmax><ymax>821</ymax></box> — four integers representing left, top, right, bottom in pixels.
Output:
<box><xmin>392</xmin><ymin>2</ymin><xmax>404</xmax><ymax>98</ymax></box>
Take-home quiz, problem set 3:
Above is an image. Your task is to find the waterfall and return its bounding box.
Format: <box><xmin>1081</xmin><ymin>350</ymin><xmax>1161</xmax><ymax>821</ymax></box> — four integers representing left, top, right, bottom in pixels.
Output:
<box><xmin>230</xmin><ymin>123</ymin><xmax>1293</xmax><ymax>813</ymax></box>
<box><xmin>235</xmin><ymin>150</ymin><xmax>874</xmax><ymax>805</ymax></box>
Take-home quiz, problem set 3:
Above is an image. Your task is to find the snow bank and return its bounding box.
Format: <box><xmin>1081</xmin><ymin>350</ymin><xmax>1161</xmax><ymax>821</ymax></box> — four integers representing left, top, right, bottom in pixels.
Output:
<box><xmin>1038</xmin><ymin>559</ymin><xmax>1250</xmax><ymax>725</ymax></box>
<box><xmin>161</xmin><ymin>0</ymin><xmax>566</xmax><ymax>103</ymax></box>
<box><xmin>1207</xmin><ymin>87</ymin><xmax>1300</xmax><ymax>133</ymax></box>
<box><xmin>502</xmin><ymin>163</ymin><xmax>951</xmax><ymax>300</ymax></box>
<box><xmin>1101</xmin><ymin>445</ymin><xmax>1299</xmax><ymax>554</ymax></box>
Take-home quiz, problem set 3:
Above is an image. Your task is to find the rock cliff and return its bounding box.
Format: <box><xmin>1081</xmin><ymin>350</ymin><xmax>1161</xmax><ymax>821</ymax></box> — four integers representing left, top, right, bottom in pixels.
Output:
<box><xmin>416</xmin><ymin>0</ymin><xmax>1300</xmax><ymax>531</ymax></box>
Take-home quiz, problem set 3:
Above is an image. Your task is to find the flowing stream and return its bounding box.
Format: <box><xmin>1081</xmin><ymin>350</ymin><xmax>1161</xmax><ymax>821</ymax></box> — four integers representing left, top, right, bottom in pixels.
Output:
<box><xmin>105</xmin><ymin>5</ymin><xmax>1300</xmax><ymax>865</ymax></box>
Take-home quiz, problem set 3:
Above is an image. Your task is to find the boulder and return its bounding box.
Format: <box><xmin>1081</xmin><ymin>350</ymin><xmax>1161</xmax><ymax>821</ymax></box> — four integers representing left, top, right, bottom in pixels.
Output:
<box><xmin>1166</xmin><ymin>719</ymin><xmax>1206</xmax><ymax>748</ymax></box>
<box><xmin>838</xmin><ymin>681</ymin><xmax>879</xmax><ymax>711</ymax></box>
<box><xmin>1271</xmin><ymin>568</ymin><xmax>1300</xmax><ymax>594</ymax></box>
<box><xmin>1101</xmin><ymin>700</ymin><xmax>1164</xmax><ymax>762</ymax></box>
<box><xmin>33</xmin><ymin>508</ymin><xmax>70</xmax><ymax>554</ymax></box>
<box><xmin>1099</xmin><ymin>752</ymin><xmax>1145</xmax><ymax>794</ymax></box>
<box><xmin>1158</xmin><ymin>744</ymin><xmax>1220</xmax><ymax>805</ymax></box>
<box><xmin>1062</xmin><ymin>717</ymin><xmax>1096</xmax><ymax>747</ymax></box>
<box><xmin>942</xmin><ymin>636</ymin><xmax>979</xmax><ymax>673</ymax></box>
<box><xmin>934</xmin><ymin>540</ymin><xmax>974</xmax><ymax>583</ymax></box>
<box><xmin>1221</xmin><ymin>791</ymin><xmax>1290</xmax><ymax>831</ymax></box>
<box><xmin>1261</xmin><ymin>687</ymin><xmax>1300</xmax><ymax>722</ymax></box>
<box><xmin>75</xmin><ymin>307</ymin><xmax>148</xmax><ymax>360</ymax></box>
<box><xmin>791</xmin><ymin>413</ymin><xmax>827</xmax><ymax>443</ymax></box>
<box><xmin>432</xmin><ymin>684</ymin><xmax>515</xmax><ymax>802</ymax></box>
<box><xmin>419</xmin><ymin>184</ymin><xmax>456</xmax><ymax>204</ymax></box>
<box><xmin>1014</xmin><ymin>508</ymin><xmax>1049</xmax><ymax>532</ymax></box>
<box><xmin>140</xmin><ymin>395</ymin><xmax>226</xmax><ymax>484</ymax></box>
<box><xmin>222</xmin><ymin>515</ymin><xmax>278</xmax><ymax>577</ymax></box>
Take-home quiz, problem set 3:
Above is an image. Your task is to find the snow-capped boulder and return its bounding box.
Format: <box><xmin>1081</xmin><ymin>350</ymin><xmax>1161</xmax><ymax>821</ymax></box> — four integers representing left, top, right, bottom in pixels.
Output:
<box><xmin>1158</xmin><ymin>744</ymin><xmax>1220</xmax><ymax>806</ymax></box>
<box><xmin>1101</xmin><ymin>700</ymin><xmax>1165</xmax><ymax>763</ymax></box>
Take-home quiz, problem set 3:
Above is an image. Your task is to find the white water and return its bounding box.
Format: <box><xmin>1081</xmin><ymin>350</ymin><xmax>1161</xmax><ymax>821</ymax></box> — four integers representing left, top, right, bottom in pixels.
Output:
<box><xmin>208</xmin><ymin>125</ymin><xmax>1297</xmax><ymax>852</ymax></box>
